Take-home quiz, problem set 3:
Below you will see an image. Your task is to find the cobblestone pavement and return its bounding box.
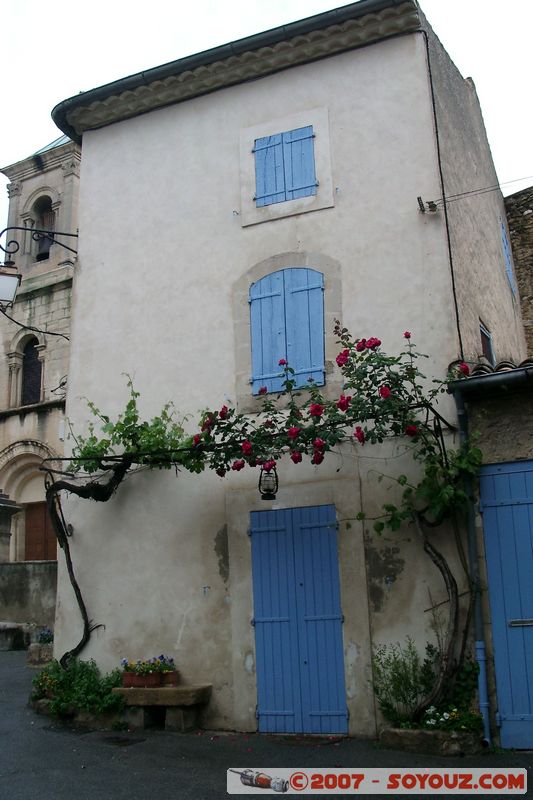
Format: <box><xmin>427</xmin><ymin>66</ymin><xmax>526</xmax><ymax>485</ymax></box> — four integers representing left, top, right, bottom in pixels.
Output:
<box><xmin>0</xmin><ymin>651</ymin><xmax>531</xmax><ymax>799</ymax></box>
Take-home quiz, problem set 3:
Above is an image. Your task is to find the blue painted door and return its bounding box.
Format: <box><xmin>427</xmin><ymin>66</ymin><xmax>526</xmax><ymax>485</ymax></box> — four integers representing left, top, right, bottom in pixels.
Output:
<box><xmin>250</xmin><ymin>505</ymin><xmax>348</xmax><ymax>734</ymax></box>
<box><xmin>480</xmin><ymin>460</ymin><xmax>533</xmax><ymax>748</ymax></box>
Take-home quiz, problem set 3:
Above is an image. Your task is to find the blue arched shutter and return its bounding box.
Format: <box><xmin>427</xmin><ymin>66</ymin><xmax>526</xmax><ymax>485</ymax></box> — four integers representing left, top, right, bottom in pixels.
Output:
<box><xmin>285</xmin><ymin>268</ymin><xmax>325</xmax><ymax>388</ymax></box>
<box><xmin>250</xmin><ymin>271</ymin><xmax>287</xmax><ymax>394</ymax></box>
<box><xmin>250</xmin><ymin>268</ymin><xmax>324</xmax><ymax>395</ymax></box>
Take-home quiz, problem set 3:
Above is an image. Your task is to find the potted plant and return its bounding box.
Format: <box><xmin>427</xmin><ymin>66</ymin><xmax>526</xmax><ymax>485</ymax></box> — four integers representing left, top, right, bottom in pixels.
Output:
<box><xmin>157</xmin><ymin>655</ymin><xmax>180</xmax><ymax>686</ymax></box>
<box><xmin>120</xmin><ymin>655</ymin><xmax>179</xmax><ymax>687</ymax></box>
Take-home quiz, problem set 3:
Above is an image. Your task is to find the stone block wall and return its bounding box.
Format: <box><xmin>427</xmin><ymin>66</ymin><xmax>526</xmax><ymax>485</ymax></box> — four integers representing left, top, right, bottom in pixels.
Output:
<box><xmin>505</xmin><ymin>187</ymin><xmax>533</xmax><ymax>355</ymax></box>
<box><xmin>0</xmin><ymin>561</ymin><xmax>57</xmax><ymax>625</ymax></box>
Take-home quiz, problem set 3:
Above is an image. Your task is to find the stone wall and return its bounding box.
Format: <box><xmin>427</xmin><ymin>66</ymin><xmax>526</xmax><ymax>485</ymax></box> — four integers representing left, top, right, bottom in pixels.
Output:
<box><xmin>0</xmin><ymin>560</ymin><xmax>57</xmax><ymax>625</ymax></box>
<box><xmin>505</xmin><ymin>187</ymin><xmax>533</xmax><ymax>355</ymax></box>
<box><xmin>468</xmin><ymin>392</ymin><xmax>533</xmax><ymax>464</ymax></box>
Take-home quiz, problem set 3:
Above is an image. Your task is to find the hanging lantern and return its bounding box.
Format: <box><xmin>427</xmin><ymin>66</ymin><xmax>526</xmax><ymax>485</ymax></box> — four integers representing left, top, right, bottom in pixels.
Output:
<box><xmin>258</xmin><ymin>466</ymin><xmax>278</xmax><ymax>500</ymax></box>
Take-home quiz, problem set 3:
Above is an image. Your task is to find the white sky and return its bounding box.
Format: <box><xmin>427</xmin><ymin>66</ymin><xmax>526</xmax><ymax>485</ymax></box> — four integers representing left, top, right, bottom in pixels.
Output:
<box><xmin>1</xmin><ymin>0</ymin><xmax>532</xmax><ymax>233</ymax></box>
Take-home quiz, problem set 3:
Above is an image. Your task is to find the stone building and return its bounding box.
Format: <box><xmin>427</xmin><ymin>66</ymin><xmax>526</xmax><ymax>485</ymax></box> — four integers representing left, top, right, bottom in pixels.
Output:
<box><xmin>47</xmin><ymin>0</ymin><xmax>527</xmax><ymax>742</ymax></box>
<box><xmin>0</xmin><ymin>136</ymin><xmax>80</xmax><ymax>624</ymax></box>
<box><xmin>505</xmin><ymin>186</ymin><xmax>533</xmax><ymax>355</ymax></box>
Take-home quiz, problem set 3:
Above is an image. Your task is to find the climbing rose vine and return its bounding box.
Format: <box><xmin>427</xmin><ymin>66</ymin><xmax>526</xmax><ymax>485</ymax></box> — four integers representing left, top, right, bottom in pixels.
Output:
<box><xmin>68</xmin><ymin>321</ymin><xmax>479</xmax><ymax>531</ymax></box>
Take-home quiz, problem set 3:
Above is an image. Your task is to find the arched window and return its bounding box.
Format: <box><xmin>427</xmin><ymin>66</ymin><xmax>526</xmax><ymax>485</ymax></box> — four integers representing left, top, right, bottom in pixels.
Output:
<box><xmin>21</xmin><ymin>338</ymin><xmax>42</xmax><ymax>405</ymax></box>
<box><xmin>249</xmin><ymin>268</ymin><xmax>325</xmax><ymax>394</ymax></box>
<box><xmin>32</xmin><ymin>196</ymin><xmax>55</xmax><ymax>261</ymax></box>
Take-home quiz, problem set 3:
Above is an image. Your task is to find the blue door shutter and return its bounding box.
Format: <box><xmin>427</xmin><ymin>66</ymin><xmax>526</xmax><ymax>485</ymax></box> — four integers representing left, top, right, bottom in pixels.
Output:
<box><xmin>250</xmin><ymin>271</ymin><xmax>287</xmax><ymax>394</ymax></box>
<box><xmin>250</xmin><ymin>510</ymin><xmax>301</xmax><ymax>734</ymax></box>
<box><xmin>284</xmin><ymin>268</ymin><xmax>325</xmax><ymax>387</ymax></box>
<box><xmin>253</xmin><ymin>126</ymin><xmax>317</xmax><ymax>207</ymax></box>
<box><xmin>480</xmin><ymin>461</ymin><xmax>533</xmax><ymax>748</ymax></box>
<box><xmin>251</xmin><ymin>505</ymin><xmax>348</xmax><ymax>734</ymax></box>
<box><xmin>250</xmin><ymin>269</ymin><xmax>324</xmax><ymax>394</ymax></box>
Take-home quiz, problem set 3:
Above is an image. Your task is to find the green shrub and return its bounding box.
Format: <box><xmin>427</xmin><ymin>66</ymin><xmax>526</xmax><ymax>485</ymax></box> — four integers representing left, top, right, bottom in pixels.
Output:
<box><xmin>32</xmin><ymin>659</ymin><xmax>124</xmax><ymax>717</ymax></box>
<box><xmin>372</xmin><ymin>638</ymin><xmax>437</xmax><ymax>725</ymax></box>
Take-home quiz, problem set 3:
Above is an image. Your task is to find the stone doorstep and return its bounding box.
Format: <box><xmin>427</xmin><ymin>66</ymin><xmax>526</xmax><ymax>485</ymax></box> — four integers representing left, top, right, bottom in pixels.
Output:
<box><xmin>380</xmin><ymin>727</ymin><xmax>484</xmax><ymax>756</ymax></box>
<box><xmin>111</xmin><ymin>685</ymin><xmax>212</xmax><ymax>706</ymax></box>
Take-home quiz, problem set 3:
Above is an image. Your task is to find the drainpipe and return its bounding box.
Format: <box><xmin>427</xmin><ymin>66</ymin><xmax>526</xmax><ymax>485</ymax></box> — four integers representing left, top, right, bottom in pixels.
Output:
<box><xmin>453</xmin><ymin>389</ymin><xmax>491</xmax><ymax>744</ymax></box>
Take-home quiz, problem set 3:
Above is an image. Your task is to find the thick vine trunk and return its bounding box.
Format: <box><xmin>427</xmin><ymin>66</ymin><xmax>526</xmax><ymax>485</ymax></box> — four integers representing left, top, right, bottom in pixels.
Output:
<box><xmin>413</xmin><ymin>513</ymin><xmax>459</xmax><ymax>719</ymax></box>
<box><xmin>45</xmin><ymin>459</ymin><xmax>132</xmax><ymax>667</ymax></box>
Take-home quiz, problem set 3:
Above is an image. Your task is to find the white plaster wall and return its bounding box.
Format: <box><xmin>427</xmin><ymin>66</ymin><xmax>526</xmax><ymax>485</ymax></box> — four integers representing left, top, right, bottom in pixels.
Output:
<box><xmin>59</xmin><ymin>34</ymin><xmax>465</xmax><ymax>732</ymax></box>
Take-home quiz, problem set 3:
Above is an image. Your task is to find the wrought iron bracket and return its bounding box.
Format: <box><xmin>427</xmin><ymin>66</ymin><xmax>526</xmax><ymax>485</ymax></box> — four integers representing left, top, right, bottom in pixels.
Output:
<box><xmin>1</xmin><ymin>226</ymin><xmax>78</xmax><ymax>264</ymax></box>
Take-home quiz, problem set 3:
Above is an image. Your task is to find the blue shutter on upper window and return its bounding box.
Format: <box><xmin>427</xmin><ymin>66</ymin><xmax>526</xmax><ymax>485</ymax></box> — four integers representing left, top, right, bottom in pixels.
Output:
<box><xmin>253</xmin><ymin>126</ymin><xmax>317</xmax><ymax>207</ymax></box>
<box><xmin>250</xmin><ymin>268</ymin><xmax>325</xmax><ymax>395</ymax></box>
<box><xmin>500</xmin><ymin>218</ymin><xmax>517</xmax><ymax>296</ymax></box>
<box><xmin>250</xmin><ymin>271</ymin><xmax>287</xmax><ymax>394</ymax></box>
<box><xmin>282</xmin><ymin>127</ymin><xmax>317</xmax><ymax>201</ymax></box>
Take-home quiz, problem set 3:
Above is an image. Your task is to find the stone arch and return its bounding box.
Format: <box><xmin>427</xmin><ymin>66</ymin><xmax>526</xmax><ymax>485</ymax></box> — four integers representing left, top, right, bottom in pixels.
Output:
<box><xmin>232</xmin><ymin>251</ymin><xmax>343</xmax><ymax>411</ymax></box>
<box><xmin>22</xmin><ymin>185</ymin><xmax>61</xmax><ymax>217</ymax></box>
<box><xmin>7</xmin><ymin>330</ymin><xmax>47</xmax><ymax>408</ymax></box>
<box><xmin>0</xmin><ymin>441</ymin><xmax>60</xmax><ymax>561</ymax></box>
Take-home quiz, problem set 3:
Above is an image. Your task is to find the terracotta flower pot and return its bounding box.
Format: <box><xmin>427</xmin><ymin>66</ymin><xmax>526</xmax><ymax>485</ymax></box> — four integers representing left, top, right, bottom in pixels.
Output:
<box><xmin>160</xmin><ymin>670</ymin><xmax>180</xmax><ymax>686</ymax></box>
<box><xmin>122</xmin><ymin>671</ymin><xmax>161</xmax><ymax>688</ymax></box>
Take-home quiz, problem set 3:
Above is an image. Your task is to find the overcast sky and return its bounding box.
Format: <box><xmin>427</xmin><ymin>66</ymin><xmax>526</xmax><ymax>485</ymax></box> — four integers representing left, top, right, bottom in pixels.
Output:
<box><xmin>1</xmin><ymin>0</ymin><xmax>532</xmax><ymax>233</ymax></box>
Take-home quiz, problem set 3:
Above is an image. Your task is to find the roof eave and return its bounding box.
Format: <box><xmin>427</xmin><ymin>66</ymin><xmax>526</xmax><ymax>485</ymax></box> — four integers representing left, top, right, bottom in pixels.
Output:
<box><xmin>51</xmin><ymin>0</ymin><xmax>420</xmax><ymax>142</ymax></box>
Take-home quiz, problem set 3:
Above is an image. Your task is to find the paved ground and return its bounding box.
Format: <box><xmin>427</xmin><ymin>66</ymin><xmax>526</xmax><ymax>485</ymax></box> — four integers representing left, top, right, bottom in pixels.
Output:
<box><xmin>0</xmin><ymin>651</ymin><xmax>531</xmax><ymax>799</ymax></box>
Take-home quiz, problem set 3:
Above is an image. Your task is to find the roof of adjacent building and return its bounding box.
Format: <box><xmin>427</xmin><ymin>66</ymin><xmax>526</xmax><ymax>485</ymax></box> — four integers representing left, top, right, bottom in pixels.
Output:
<box><xmin>51</xmin><ymin>0</ymin><xmax>420</xmax><ymax>142</ymax></box>
<box><xmin>449</xmin><ymin>358</ymin><xmax>533</xmax><ymax>398</ymax></box>
<box><xmin>33</xmin><ymin>134</ymin><xmax>71</xmax><ymax>155</ymax></box>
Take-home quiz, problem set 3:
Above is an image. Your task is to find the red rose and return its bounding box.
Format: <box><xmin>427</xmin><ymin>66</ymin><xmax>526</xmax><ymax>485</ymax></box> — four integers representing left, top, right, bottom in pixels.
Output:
<box><xmin>263</xmin><ymin>459</ymin><xmax>276</xmax><ymax>472</ymax></box>
<box><xmin>404</xmin><ymin>331</ymin><xmax>411</xmax><ymax>339</ymax></box>
<box><xmin>379</xmin><ymin>385</ymin><xmax>391</xmax><ymax>399</ymax></box>
<box><xmin>219</xmin><ymin>405</ymin><xmax>229</xmax><ymax>419</ymax></box>
<box><xmin>354</xmin><ymin>426</ymin><xmax>365</xmax><ymax>445</ymax></box>
<box><xmin>366</xmin><ymin>337</ymin><xmax>382</xmax><ymax>350</ymax></box>
<box><xmin>241</xmin><ymin>440</ymin><xmax>253</xmax><ymax>455</ymax></box>
<box><xmin>355</xmin><ymin>339</ymin><xmax>367</xmax><ymax>352</ymax></box>
<box><xmin>309</xmin><ymin>403</ymin><xmax>324</xmax><ymax>418</ymax></box>
<box><xmin>193</xmin><ymin>434</ymin><xmax>201</xmax><ymax>446</ymax></box>
<box><xmin>287</xmin><ymin>426</ymin><xmax>301</xmax><ymax>440</ymax></box>
<box><xmin>290</xmin><ymin>451</ymin><xmax>302</xmax><ymax>464</ymax></box>
<box><xmin>337</xmin><ymin>394</ymin><xmax>352</xmax><ymax>412</ymax></box>
<box><xmin>459</xmin><ymin>362</ymin><xmax>470</xmax><ymax>376</ymax></box>
<box><xmin>201</xmin><ymin>415</ymin><xmax>214</xmax><ymax>432</ymax></box>
<box><xmin>404</xmin><ymin>424</ymin><xmax>418</xmax><ymax>437</ymax></box>
<box><xmin>258</xmin><ymin>386</ymin><xmax>268</xmax><ymax>395</ymax></box>
<box><xmin>336</xmin><ymin>349</ymin><xmax>350</xmax><ymax>367</ymax></box>
<box><xmin>216</xmin><ymin>468</ymin><xmax>226</xmax><ymax>477</ymax></box>
<box><xmin>311</xmin><ymin>451</ymin><xmax>324</xmax><ymax>465</ymax></box>
<box><xmin>313</xmin><ymin>438</ymin><xmax>326</xmax><ymax>450</ymax></box>
<box><xmin>278</xmin><ymin>358</ymin><xmax>287</xmax><ymax>366</ymax></box>
<box><xmin>231</xmin><ymin>460</ymin><xmax>246</xmax><ymax>471</ymax></box>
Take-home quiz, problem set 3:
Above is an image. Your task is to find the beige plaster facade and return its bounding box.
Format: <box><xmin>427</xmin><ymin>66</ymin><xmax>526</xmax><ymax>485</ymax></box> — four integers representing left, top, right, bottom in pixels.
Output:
<box><xmin>50</xmin><ymin>2</ymin><xmax>525</xmax><ymax>734</ymax></box>
<box><xmin>0</xmin><ymin>137</ymin><xmax>79</xmax><ymax>563</ymax></box>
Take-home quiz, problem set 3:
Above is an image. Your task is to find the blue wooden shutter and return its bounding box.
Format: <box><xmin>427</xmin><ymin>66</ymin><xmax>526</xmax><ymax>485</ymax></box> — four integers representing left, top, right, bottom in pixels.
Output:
<box><xmin>249</xmin><ymin>272</ymin><xmax>287</xmax><ymax>394</ymax></box>
<box><xmin>253</xmin><ymin>134</ymin><xmax>285</xmax><ymax>207</ymax></box>
<box><xmin>250</xmin><ymin>510</ymin><xmax>301</xmax><ymax>733</ymax></box>
<box><xmin>480</xmin><ymin>461</ymin><xmax>533</xmax><ymax>749</ymax></box>
<box><xmin>251</xmin><ymin>505</ymin><xmax>348</xmax><ymax>734</ymax></box>
<box><xmin>284</xmin><ymin>268</ymin><xmax>325</xmax><ymax>388</ymax></box>
<box><xmin>283</xmin><ymin>126</ymin><xmax>317</xmax><ymax>201</ymax></box>
<box><xmin>253</xmin><ymin>126</ymin><xmax>317</xmax><ymax>207</ymax></box>
<box><xmin>500</xmin><ymin>218</ymin><xmax>517</xmax><ymax>296</ymax></box>
<box><xmin>291</xmin><ymin>505</ymin><xmax>348</xmax><ymax>734</ymax></box>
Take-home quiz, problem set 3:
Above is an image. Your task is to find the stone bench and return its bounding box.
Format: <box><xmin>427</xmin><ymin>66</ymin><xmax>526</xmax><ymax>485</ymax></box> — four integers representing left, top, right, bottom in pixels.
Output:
<box><xmin>112</xmin><ymin>685</ymin><xmax>212</xmax><ymax>731</ymax></box>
